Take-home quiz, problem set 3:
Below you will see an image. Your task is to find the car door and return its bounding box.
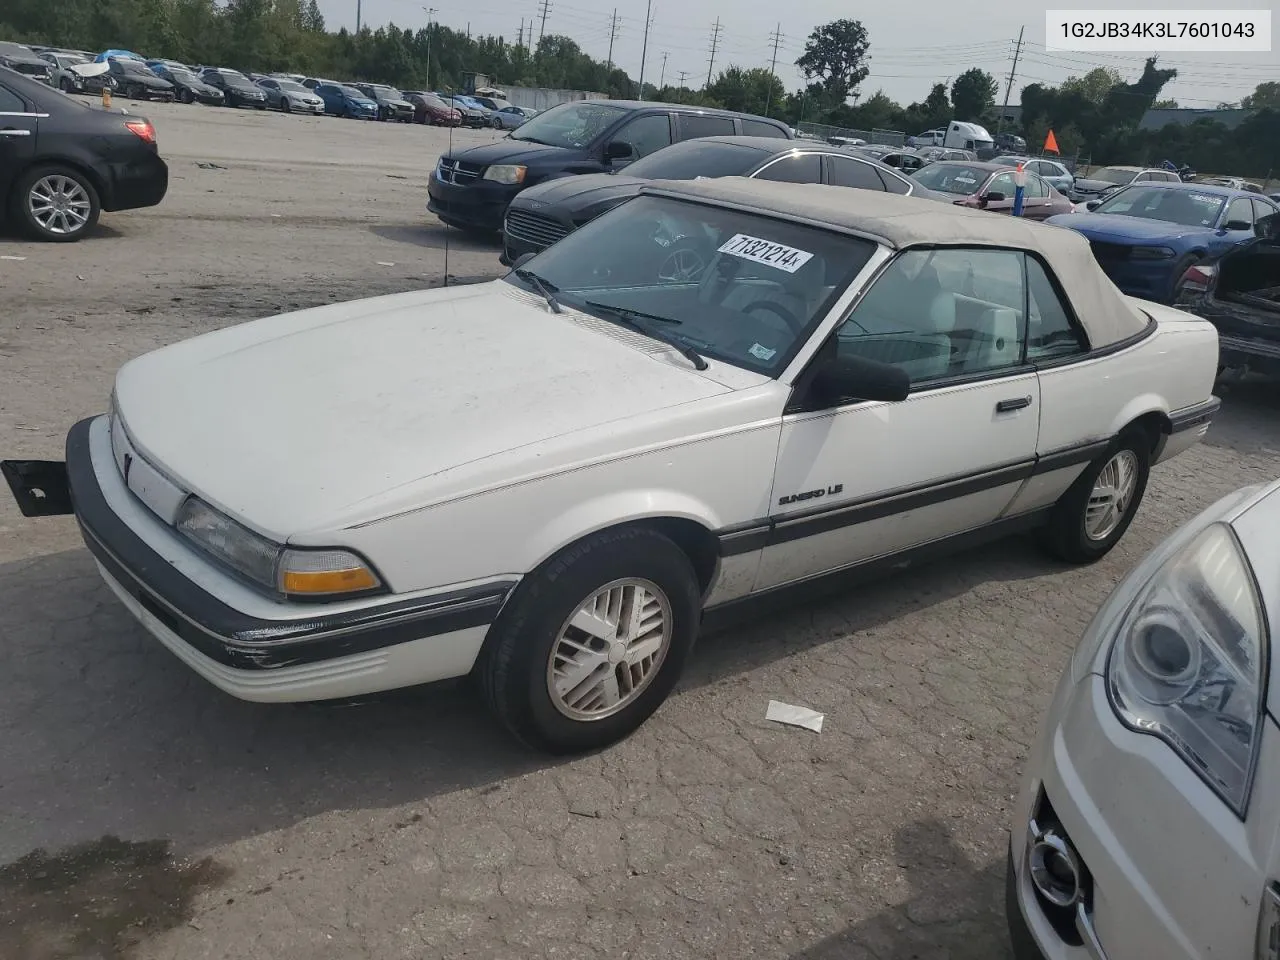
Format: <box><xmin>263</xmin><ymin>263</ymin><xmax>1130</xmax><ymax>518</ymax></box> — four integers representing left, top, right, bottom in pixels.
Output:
<box><xmin>1219</xmin><ymin>197</ymin><xmax>1259</xmax><ymax>251</ymax></box>
<box><xmin>604</xmin><ymin>112</ymin><xmax>673</xmax><ymax>168</ymax></box>
<box><xmin>0</xmin><ymin>80</ymin><xmax>36</xmax><ymax>201</ymax></box>
<box><xmin>754</xmin><ymin>246</ymin><xmax>1040</xmax><ymax>590</ymax></box>
<box><xmin>981</xmin><ymin>171</ymin><xmax>1017</xmax><ymax>213</ymax></box>
<box><xmin>259</xmin><ymin>78</ymin><xmax>278</xmax><ymax>104</ymax></box>
<box><xmin>1020</xmin><ymin>174</ymin><xmax>1056</xmax><ymax>219</ymax></box>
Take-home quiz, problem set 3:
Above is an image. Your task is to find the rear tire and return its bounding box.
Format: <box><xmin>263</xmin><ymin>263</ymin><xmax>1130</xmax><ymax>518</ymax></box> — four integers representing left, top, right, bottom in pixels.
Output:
<box><xmin>476</xmin><ymin>526</ymin><xmax>701</xmax><ymax>754</ymax></box>
<box><xmin>1038</xmin><ymin>430</ymin><xmax>1151</xmax><ymax>564</ymax></box>
<box><xmin>10</xmin><ymin>165</ymin><xmax>101</xmax><ymax>243</ymax></box>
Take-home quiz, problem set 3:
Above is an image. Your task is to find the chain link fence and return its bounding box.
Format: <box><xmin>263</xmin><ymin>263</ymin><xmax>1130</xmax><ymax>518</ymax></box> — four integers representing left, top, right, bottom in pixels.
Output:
<box><xmin>795</xmin><ymin>122</ymin><xmax>906</xmax><ymax>147</ymax></box>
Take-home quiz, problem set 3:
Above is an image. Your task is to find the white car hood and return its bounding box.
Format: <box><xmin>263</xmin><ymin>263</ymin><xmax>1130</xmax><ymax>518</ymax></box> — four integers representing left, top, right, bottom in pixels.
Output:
<box><xmin>114</xmin><ymin>283</ymin><xmax>731</xmax><ymax>538</ymax></box>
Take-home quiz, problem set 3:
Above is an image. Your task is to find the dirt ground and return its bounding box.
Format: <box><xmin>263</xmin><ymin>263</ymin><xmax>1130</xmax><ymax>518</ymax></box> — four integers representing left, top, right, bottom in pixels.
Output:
<box><xmin>2</xmin><ymin>100</ymin><xmax>1279</xmax><ymax>960</ymax></box>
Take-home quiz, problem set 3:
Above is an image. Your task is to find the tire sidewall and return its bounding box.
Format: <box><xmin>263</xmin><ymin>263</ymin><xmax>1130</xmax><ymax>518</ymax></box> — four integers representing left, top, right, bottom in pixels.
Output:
<box><xmin>13</xmin><ymin>166</ymin><xmax>101</xmax><ymax>242</ymax></box>
<box><xmin>1062</xmin><ymin>432</ymin><xmax>1151</xmax><ymax>561</ymax></box>
<box><xmin>482</xmin><ymin>527</ymin><xmax>701</xmax><ymax>754</ymax></box>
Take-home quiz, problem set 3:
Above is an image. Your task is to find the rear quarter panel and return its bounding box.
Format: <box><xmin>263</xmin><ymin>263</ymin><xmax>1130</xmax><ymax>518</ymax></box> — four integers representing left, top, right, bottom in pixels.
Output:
<box><xmin>1036</xmin><ymin>306</ymin><xmax>1218</xmax><ymax>458</ymax></box>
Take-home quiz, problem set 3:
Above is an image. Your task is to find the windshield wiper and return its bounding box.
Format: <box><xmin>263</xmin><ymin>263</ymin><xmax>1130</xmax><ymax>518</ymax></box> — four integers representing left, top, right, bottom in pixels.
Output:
<box><xmin>514</xmin><ymin>268</ymin><xmax>561</xmax><ymax>313</ymax></box>
<box><xmin>583</xmin><ymin>300</ymin><xmax>708</xmax><ymax>371</ymax></box>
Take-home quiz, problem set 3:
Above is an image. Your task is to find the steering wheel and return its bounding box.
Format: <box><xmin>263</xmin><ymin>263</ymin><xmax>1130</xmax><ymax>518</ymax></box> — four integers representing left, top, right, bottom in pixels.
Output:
<box><xmin>742</xmin><ymin>300</ymin><xmax>805</xmax><ymax>336</ymax></box>
<box><xmin>657</xmin><ymin>240</ymin><xmax>709</xmax><ymax>283</ymax></box>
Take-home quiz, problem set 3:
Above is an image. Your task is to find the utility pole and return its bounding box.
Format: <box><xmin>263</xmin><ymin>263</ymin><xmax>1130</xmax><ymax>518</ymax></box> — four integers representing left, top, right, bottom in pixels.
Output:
<box><xmin>606</xmin><ymin>8</ymin><xmax>620</xmax><ymax>69</ymax></box>
<box><xmin>519</xmin><ymin>17</ymin><xmax>525</xmax><ymax>49</ymax></box>
<box><xmin>537</xmin><ymin>0</ymin><xmax>552</xmax><ymax>42</ymax></box>
<box><xmin>765</xmin><ymin>23</ymin><xmax>783</xmax><ymax>115</ymax></box>
<box><xmin>356</xmin><ymin>0</ymin><xmax>362</xmax><ymax>33</ymax></box>
<box><xmin>705</xmin><ymin>18</ymin><xmax>721</xmax><ymax>89</ymax></box>
<box><xmin>637</xmin><ymin>0</ymin><xmax>653</xmax><ymax>100</ymax></box>
<box><xmin>423</xmin><ymin>7</ymin><xmax>437</xmax><ymax>87</ymax></box>
<box><xmin>996</xmin><ymin>25</ymin><xmax>1025</xmax><ymax>136</ymax></box>
<box><xmin>659</xmin><ymin>52</ymin><xmax>668</xmax><ymax>89</ymax></box>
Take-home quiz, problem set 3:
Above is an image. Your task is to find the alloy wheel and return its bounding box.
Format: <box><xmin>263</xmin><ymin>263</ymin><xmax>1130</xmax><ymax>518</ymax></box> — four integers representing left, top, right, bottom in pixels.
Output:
<box><xmin>1085</xmin><ymin>449</ymin><xmax>1138</xmax><ymax>541</ymax></box>
<box><xmin>546</xmin><ymin>578</ymin><xmax>672</xmax><ymax>721</ymax></box>
<box><xmin>28</xmin><ymin>175</ymin><xmax>92</xmax><ymax>236</ymax></box>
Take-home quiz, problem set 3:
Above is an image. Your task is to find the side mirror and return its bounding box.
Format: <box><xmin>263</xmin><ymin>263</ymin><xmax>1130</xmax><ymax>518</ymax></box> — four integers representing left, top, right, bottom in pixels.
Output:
<box><xmin>510</xmin><ymin>252</ymin><xmax>536</xmax><ymax>271</ymax></box>
<box><xmin>605</xmin><ymin>140</ymin><xmax>634</xmax><ymax>161</ymax></box>
<box><xmin>1085</xmin><ymin>199</ymin><xmax>1102</xmax><ymax>211</ymax></box>
<box><xmin>1223</xmin><ymin>220</ymin><xmax>1253</xmax><ymax>232</ymax></box>
<box><xmin>812</xmin><ymin>354</ymin><xmax>910</xmax><ymax>405</ymax></box>
<box><xmin>978</xmin><ymin>191</ymin><xmax>1005</xmax><ymax>207</ymax></box>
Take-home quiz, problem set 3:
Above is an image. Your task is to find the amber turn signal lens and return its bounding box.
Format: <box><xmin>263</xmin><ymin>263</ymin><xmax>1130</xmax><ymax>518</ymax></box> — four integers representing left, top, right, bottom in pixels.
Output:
<box><xmin>281</xmin><ymin>566</ymin><xmax>379</xmax><ymax>595</ymax></box>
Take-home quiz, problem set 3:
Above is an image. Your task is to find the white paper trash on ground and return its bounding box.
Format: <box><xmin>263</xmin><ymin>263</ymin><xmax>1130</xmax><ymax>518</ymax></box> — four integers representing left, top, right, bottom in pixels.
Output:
<box><xmin>766</xmin><ymin>700</ymin><xmax>824</xmax><ymax>733</ymax></box>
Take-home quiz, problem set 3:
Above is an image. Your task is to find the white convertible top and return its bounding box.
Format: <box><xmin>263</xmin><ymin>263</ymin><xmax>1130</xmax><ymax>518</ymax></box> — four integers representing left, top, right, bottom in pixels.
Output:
<box><xmin>643</xmin><ymin>177</ymin><xmax>1151</xmax><ymax>349</ymax></box>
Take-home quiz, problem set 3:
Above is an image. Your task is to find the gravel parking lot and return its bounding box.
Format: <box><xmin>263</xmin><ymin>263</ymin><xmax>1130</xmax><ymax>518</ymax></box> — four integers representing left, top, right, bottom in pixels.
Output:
<box><xmin>2</xmin><ymin>100</ymin><xmax>1279</xmax><ymax>960</ymax></box>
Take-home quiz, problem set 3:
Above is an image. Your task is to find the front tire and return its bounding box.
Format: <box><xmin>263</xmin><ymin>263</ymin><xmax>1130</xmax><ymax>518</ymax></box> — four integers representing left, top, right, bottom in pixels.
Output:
<box><xmin>1039</xmin><ymin>430</ymin><xmax>1151</xmax><ymax>564</ymax></box>
<box><xmin>179</xmin><ymin>87</ymin><xmax>194</xmax><ymax>104</ymax></box>
<box><xmin>11</xmin><ymin>165</ymin><xmax>101</xmax><ymax>242</ymax></box>
<box><xmin>477</xmin><ymin>526</ymin><xmax>701</xmax><ymax>754</ymax></box>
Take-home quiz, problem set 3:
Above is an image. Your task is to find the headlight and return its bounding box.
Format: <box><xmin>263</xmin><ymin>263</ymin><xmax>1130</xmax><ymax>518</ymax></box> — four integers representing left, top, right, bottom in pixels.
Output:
<box><xmin>483</xmin><ymin>164</ymin><xmax>527</xmax><ymax>185</ymax></box>
<box><xmin>1130</xmin><ymin>245</ymin><xmax>1177</xmax><ymax>260</ymax></box>
<box><xmin>1106</xmin><ymin>523</ymin><xmax>1267</xmax><ymax>816</ymax></box>
<box><xmin>176</xmin><ymin>497</ymin><xmax>383</xmax><ymax>599</ymax></box>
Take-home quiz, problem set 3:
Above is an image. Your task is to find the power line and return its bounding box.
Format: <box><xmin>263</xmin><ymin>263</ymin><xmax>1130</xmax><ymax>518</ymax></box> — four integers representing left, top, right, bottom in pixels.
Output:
<box><xmin>536</xmin><ymin>0</ymin><xmax>552</xmax><ymax>42</ymax></box>
<box><xmin>637</xmin><ymin>0</ymin><xmax>653</xmax><ymax>100</ymax></box>
<box><xmin>765</xmin><ymin>23</ymin><xmax>783</xmax><ymax>115</ymax></box>
<box><xmin>996</xmin><ymin>25</ymin><xmax>1024</xmax><ymax>136</ymax></box>
<box><xmin>606</xmin><ymin>8</ymin><xmax>620</xmax><ymax>69</ymax></box>
<box><xmin>705</xmin><ymin>17</ymin><xmax>722</xmax><ymax>88</ymax></box>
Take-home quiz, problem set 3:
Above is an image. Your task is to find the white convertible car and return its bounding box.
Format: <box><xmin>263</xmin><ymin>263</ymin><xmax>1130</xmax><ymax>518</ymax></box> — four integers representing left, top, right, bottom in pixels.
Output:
<box><xmin>2</xmin><ymin>180</ymin><xmax>1221</xmax><ymax>753</ymax></box>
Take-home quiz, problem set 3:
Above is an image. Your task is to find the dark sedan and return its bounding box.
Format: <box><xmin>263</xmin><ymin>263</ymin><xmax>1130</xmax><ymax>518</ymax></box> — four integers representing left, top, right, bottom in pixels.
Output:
<box><xmin>353</xmin><ymin>83</ymin><xmax>414</xmax><ymax>122</ymax></box>
<box><xmin>438</xmin><ymin>95</ymin><xmax>488</xmax><ymax>128</ymax></box>
<box><xmin>107</xmin><ymin>58</ymin><xmax>175</xmax><ymax>102</ymax></box>
<box><xmin>0</xmin><ymin>42</ymin><xmax>53</xmax><ymax>85</ymax></box>
<box><xmin>404</xmin><ymin>91</ymin><xmax>461</xmax><ymax>126</ymax></box>
<box><xmin>0</xmin><ymin>66</ymin><xmax>168</xmax><ymax>240</ymax></box>
<box><xmin>908</xmin><ymin>160</ymin><xmax>1074</xmax><ymax>220</ymax></box>
<box><xmin>500</xmin><ymin>135</ymin><xmax>927</xmax><ymax>265</ymax></box>
<box><xmin>199</xmin><ymin>68</ymin><xmax>267</xmax><ymax>108</ymax></box>
<box><xmin>152</xmin><ymin>64</ymin><xmax>224</xmax><ymax>105</ymax></box>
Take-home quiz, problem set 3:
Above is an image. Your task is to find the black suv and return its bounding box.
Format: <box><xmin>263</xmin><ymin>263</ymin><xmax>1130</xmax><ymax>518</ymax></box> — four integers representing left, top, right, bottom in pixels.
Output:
<box><xmin>427</xmin><ymin>99</ymin><xmax>792</xmax><ymax>232</ymax></box>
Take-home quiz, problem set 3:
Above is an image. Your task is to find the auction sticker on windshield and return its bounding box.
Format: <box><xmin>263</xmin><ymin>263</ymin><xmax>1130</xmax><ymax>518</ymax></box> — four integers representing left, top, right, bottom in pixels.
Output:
<box><xmin>718</xmin><ymin>234</ymin><xmax>814</xmax><ymax>274</ymax></box>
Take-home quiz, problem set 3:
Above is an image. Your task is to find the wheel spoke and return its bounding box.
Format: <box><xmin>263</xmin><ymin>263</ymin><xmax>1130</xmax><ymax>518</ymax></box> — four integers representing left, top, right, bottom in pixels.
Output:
<box><xmin>568</xmin><ymin>606</ymin><xmax>617</xmax><ymax>643</ymax></box>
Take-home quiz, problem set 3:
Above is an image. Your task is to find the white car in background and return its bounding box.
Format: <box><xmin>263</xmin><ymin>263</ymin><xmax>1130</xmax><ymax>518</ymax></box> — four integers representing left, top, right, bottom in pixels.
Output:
<box><xmin>1008</xmin><ymin>479</ymin><xmax>1280</xmax><ymax>960</ymax></box>
<box><xmin>2</xmin><ymin>180</ymin><xmax>1220</xmax><ymax>754</ymax></box>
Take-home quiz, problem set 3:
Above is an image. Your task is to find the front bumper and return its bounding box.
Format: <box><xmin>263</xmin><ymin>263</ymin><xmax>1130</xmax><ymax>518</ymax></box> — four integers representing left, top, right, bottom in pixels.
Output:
<box><xmin>34</xmin><ymin>417</ymin><xmax>516</xmax><ymax>702</ymax></box>
<box><xmin>1009</xmin><ymin>661</ymin><xmax>1272</xmax><ymax>960</ymax></box>
<box><xmin>427</xmin><ymin>173</ymin><xmax>515</xmax><ymax>231</ymax></box>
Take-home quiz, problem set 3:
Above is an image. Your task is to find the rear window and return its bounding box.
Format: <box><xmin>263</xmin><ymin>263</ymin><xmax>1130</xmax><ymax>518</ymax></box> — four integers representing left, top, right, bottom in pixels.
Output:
<box><xmin>741</xmin><ymin>118</ymin><xmax>787</xmax><ymax>139</ymax></box>
<box><xmin>625</xmin><ymin>140</ymin><xmax>761</xmax><ymax>180</ymax></box>
<box><xmin>679</xmin><ymin>114</ymin><xmax>736</xmax><ymax>139</ymax></box>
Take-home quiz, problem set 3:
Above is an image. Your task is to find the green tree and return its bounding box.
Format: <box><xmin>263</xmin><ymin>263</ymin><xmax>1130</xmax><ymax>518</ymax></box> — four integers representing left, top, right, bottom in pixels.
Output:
<box><xmin>1241</xmin><ymin>82</ymin><xmax>1280</xmax><ymax>110</ymax></box>
<box><xmin>1059</xmin><ymin>67</ymin><xmax>1122</xmax><ymax>105</ymax></box>
<box><xmin>707</xmin><ymin>66</ymin><xmax>785</xmax><ymax>118</ymax></box>
<box><xmin>950</xmin><ymin>67</ymin><xmax>997</xmax><ymax>121</ymax></box>
<box><xmin>1152</xmin><ymin>98</ymin><xmax>1178</xmax><ymax>108</ymax></box>
<box><xmin>795</xmin><ymin>18</ymin><xmax>870</xmax><ymax>104</ymax></box>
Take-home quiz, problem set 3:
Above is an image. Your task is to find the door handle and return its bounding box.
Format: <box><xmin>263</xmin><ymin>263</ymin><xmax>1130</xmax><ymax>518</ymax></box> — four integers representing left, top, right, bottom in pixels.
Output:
<box><xmin>0</xmin><ymin>128</ymin><xmax>32</xmax><ymax>136</ymax></box>
<box><xmin>996</xmin><ymin>396</ymin><xmax>1032</xmax><ymax>413</ymax></box>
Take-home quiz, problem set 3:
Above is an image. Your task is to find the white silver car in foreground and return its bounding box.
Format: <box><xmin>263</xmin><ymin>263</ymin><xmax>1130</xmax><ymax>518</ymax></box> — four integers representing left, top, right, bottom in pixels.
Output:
<box><xmin>2</xmin><ymin>180</ymin><xmax>1221</xmax><ymax>753</ymax></box>
<box><xmin>1008</xmin><ymin>479</ymin><xmax>1280</xmax><ymax>960</ymax></box>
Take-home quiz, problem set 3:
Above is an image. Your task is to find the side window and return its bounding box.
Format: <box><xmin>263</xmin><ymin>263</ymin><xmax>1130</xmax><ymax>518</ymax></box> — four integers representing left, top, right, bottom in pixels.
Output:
<box><xmin>261</xmin><ymin>79</ymin><xmax>277</xmax><ymax>89</ymax></box>
<box><xmin>754</xmin><ymin>152</ymin><xmax>821</xmax><ymax>183</ymax></box>
<box><xmin>678</xmin><ymin>113</ymin><xmax>736</xmax><ymax>140</ymax></box>
<box><xmin>1025</xmin><ymin>161</ymin><xmax>1044</xmax><ymax>175</ymax></box>
<box><xmin>1252</xmin><ymin>199</ymin><xmax>1279</xmax><ymax>227</ymax></box>
<box><xmin>612</xmin><ymin>113</ymin><xmax>672</xmax><ymax>159</ymax></box>
<box><xmin>0</xmin><ymin>85</ymin><xmax>26</xmax><ymax>113</ymax></box>
<box><xmin>1026</xmin><ymin>257</ymin><xmax>1084</xmax><ymax>361</ymax></box>
<box><xmin>825</xmin><ymin>156</ymin><xmax>885</xmax><ymax>191</ymax></box>
<box><xmin>1225</xmin><ymin>197</ymin><xmax>1255</xmax><ymax>228</ymax></box>
<box><xmin>1027</xmin><ymin>174</ymin><xmax>1049</xmax><ymax>199</ymax></box>
<box><xmin>830</xmin><ymin>248</ymin><xmax>1026</xmax><ymax>386</ymax></box>
<box><xmin>987</xmin><ymin>172</ymin><xmax>1016</xmax><ymax>198</ymax></box>
<box><xmin>741</xmin><ymin>118</ymin><xmax>787</xmax><ymax>138</ymax></box>
<box><xmin>877</xmin><ymin>169</ymin><xmax>911</xmax><ymax>194</ymax></box>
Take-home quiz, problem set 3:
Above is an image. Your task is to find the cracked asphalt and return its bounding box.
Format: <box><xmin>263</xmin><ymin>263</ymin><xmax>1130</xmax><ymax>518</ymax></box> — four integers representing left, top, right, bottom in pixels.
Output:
<box><xmin>3</xmin><ymin>101</ymin><xmax>1279</xmax><ymax>960</ymax></box>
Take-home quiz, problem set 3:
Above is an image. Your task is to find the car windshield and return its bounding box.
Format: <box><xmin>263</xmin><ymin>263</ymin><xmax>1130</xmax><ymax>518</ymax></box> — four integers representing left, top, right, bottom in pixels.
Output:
<box><xmin>992</xmin><ymin>156</ymin><xmax>1024</xmax><ymax>167</ymax></box>
<box><xmin>1093</xmin><ymin>167</ymin><xmax>1139</xmax><ymax>185</ymax></box>
<box><xmin>506</xmin><ymin>194</ymin><xmax>876</xmax><ymax>375</ymax></box>
<box><xmin>424</xmin><ymin>94</ymin><xmax>447</xmax><ymax>108</ymax></box>
<box><xmin>509</xmin><ymin>101</ymin><xmax>630</xmax><ymax>148</ymax></box>
<box><xmin>58</xmin><ymin>55</ymin><xmax>89</xmax><ymax>66</ymax></box>
<box><xmin>341</xmin><ymin>86</ymin><xmax>366</xmax><ymax>98</ymax></box>
<box><xmin>1092</xmin><ymin>186</ymin><xmax>1225</xmax><ymax>227</ymax></box>
<box><xmin>117</xmin><ymin>60</ymin><xmax>150</xmax><ymax>74</ymax></box>
<box><xmin>370</xmin><ymin>85</ymin><xmax>403</xmax><ymax>99</ymax></box>
<box><xmin>171</xmin><ymin>69</ymin><xmax>196</xmax><ymax>81</ymax></box>
<box><xmin>277</xmin><ymin>80</ymin><xmax>306</xmax><ymax>92</ymax></box>
<box><xmin>909</xmin><ymin>163</ymin><xmax>990</xmax><ymax>195</ymax></box>
<box><xmin>625</xmin><ymin>141</ymin><xmax>763</xmax><ymax>180</ymax></box>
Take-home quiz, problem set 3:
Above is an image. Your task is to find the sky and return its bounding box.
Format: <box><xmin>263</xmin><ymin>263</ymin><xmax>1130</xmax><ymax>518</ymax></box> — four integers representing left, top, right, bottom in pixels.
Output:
<box><xmin>319</xmin><ymin>0</ymin><xmax>1278</xmax><ymax>110</ymax></box>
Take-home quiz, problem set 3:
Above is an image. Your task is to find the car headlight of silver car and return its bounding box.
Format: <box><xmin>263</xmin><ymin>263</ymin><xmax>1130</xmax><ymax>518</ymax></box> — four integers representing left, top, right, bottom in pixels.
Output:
<box><xmin>482</xmin><ymin>164</ymin><xmax>527</xmax><ymax>185</ymax></box>
<box><xmin>1105</xmin><ymin>523</ymin><xmax>1267</xmax><ymax>816</ymax></box>
<box><xmin>174</xmin><ymin>497</ymin><xmax>384</xmax><ymax>599</ymax></box>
